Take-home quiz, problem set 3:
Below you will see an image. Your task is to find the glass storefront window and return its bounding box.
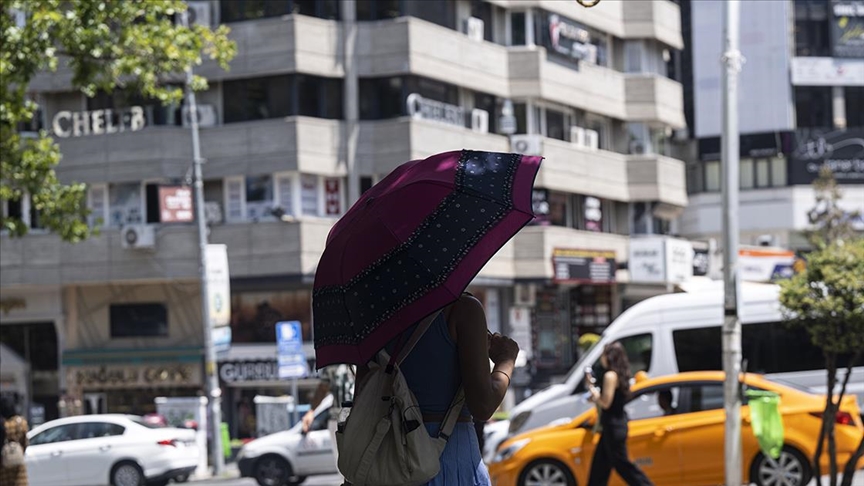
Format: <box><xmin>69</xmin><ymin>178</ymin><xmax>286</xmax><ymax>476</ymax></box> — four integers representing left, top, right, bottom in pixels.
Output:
<box><xmin>740</xmin><ymin>158</ymin><xmax>754</xmax><ymax>189</ymax></box>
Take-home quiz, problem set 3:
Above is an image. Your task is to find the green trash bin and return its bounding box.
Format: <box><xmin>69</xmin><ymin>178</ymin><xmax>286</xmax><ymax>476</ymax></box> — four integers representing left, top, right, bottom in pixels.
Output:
<box><xmin>220</xmin><ymin>423</ymin><xmax>231</xmax><ymax>460</ymax></box>
<box><xmin>746</xmin><ymin>390</ymin><xmax>784</xmax><ymax>459</ymax></box>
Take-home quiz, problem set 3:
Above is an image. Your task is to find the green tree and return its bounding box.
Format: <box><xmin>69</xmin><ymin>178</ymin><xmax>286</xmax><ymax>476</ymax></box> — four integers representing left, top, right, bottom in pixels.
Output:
<box><xmin>1</xmin><ymin>0</ymin><xmax>235</xmax><ymax>241</ymax></box>
<box><xmin>779</xmin><ymin>168</ymin><xmax>864</xmax><ymax>486</ymax></box>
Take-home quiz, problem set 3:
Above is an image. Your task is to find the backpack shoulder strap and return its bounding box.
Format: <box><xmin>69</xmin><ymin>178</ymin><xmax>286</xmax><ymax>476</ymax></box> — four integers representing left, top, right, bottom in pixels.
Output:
<box><xmin>389</xmin><ymin>309</ymin><xmax>444</xmax><ymax>368</ymax></box>
<box><xmin>437</xmin><ymin>386</ymin><xmax>466</xmax><ymax>440</ymax></box>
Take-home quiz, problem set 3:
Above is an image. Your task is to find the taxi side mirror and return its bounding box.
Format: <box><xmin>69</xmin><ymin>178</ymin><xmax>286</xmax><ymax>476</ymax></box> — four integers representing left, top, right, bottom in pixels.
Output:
<box><xmin>634</xmin><ymin>371</ymin><xmax>649</xmax><ymax>384</ymax></box>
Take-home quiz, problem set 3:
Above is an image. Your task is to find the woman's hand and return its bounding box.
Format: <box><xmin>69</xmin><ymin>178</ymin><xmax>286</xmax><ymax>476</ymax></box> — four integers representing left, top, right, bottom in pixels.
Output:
<box><xmin>488</xmin><ymin>333</ymin><xmax>519</xmax><ymax>364</ymax></box>
<box><xmin>301</xmin><ymin>409</ymin><xmax>315</xmax><ymax>434</ymax></box>
<box><xmin>588</xmin><ymin>386</ymin><xmax>601</xmax><ymax>403</ymax></box>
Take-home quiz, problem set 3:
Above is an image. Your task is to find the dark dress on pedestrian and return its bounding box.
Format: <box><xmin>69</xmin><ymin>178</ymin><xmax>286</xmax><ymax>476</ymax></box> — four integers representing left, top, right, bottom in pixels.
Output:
<box><xmin>587</xmin><ymin>376</ymin><xmax>654</xmax><ymax>486</ymax></box>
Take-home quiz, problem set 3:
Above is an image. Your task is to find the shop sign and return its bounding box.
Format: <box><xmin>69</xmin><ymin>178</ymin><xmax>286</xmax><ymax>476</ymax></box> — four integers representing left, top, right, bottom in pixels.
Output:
<box><xmin>406</xmin><ymin>93</ymin><xmax>464</xmax><ymax>128</ymax></box>
<box><xmin>790</xmin><ymin>57</ymin><xmax>864</xmax><ymax>86</ymax></box>
<box><xmin>552</xmin><ymin>248</ymin><xmax>616</xmax><ymax>284</ymax></box>
<box><xmin>219</xmin><ymin>360</ymin><xmax>279</xmax><ymax>383</ymax></box>
<box><xmin>629</xmin><ymin>237</ymin><xmax>693</xmax><ymax>285</ymax></box>
<box><xmin>543</xmin><ymin>13</ymin><xmax>597</xmax><ymax>65</ymax></box>
<box><xmin>325</xmin><ymin>178</ymin><xmax>341</xmax><ymax>215</ymax></box>
<box><xmin>789</xmin><ymin>128</ymin><xmax>864</xmax><ymax>184</ymax></box>
<box><xmin>71</xmin><ymin>364</ymin><xmax>200</xmax><ymax>389</ymax></box>
<box><xmin>277</xmin><ymin>321</ymin><xmax>308</xmax><ymax>379</ymax></box>
<box><xmin>693</xmin><ymin>247</ymin><xmax>710</xmax><ymax>277</ymax></box>
<box><xmin>0</xmin><ymin>297</ymin><xmax>26</xmax><ymax>315</ymax></box>
<box><xmin>52</xmin><ymin>106</ymin><xmax>146</xmax><ymax>138</ymax></box>
<box><xmin>158</xmin><ymin>186</ymin><xmax>193</xmax><ymax>223</ymax></box>
<box><xmin>831</xmin><ymin>1</ymin><xmax>864</xmax><ymax>58</ymax></box>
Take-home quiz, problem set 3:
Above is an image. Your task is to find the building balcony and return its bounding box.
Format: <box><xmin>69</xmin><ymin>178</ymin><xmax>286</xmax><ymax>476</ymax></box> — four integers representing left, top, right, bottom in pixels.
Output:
<box><xmin>627</xmin><ymin>154</ymin><xmax>688</xmax><ymax>207</ymax></box>
<box><xmin>357</xmin><ymin>117</ymin><xmax>510</xmax><ymax>176</ymax></box>
<box><xmin>197</xmin><ymin>14</ymin><xmax>344</xmax><ymax>81</ymax></box>
<box><xmin>622</xmin><ymin>0</ymin><xmax>684</xmax><ymax>50</ymax></box>
<box><xmin>0</xmin><ymin>218</ymin><xmax>335</xmax><ymax>287</ymax></box>
<box><xmin>533</xmin><ymin>138</ymin><xmax>630</xmax><ymax>201</ymax></box>
<box><xmin>508</xmin><ymin>48</ymin><xmax>627</xmax><ymax>120</ymax></box>
<box><xmin>625</xmin><ymin>74</ymin><xmax>686</xmax><ymax>128</ymax></box>
<box><xmin>54</xmin><ymin>117</ymin><xmax>346</xmax><ymax>185</ymax></box>
<box><xmin>356</xmin><ymin>17</ymin><xmax>510</xmax><ymax>97</ymax></box>
<box><xmin>512</xmin><ymin>226</ymin><xmax>630</xmax><ymax>280</ymax></box>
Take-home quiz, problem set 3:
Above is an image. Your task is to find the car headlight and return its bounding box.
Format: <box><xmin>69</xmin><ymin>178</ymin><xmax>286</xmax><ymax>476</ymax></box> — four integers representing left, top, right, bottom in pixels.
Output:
<box><xmin>492</xmin><ymin>438</ymin><xmax>530</xmax><ymax>463</ymax></box>
<box><xmin>509</xmin><ymin>411</ymin><xmax>530</xmax><ymax>434</ymax></box>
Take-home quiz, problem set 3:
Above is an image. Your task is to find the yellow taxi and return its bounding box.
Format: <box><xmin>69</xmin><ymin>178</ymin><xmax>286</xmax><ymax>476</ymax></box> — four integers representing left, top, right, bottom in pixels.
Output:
<box><xmin>489</xmin><ymin>372</ymin><xmax>864</xmax><ymax>486</ymax></box>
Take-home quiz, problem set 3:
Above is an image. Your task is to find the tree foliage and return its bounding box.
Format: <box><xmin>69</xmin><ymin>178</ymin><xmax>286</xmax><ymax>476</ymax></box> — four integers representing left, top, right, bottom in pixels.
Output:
<box><xmin>1</xmin><ymin>0</ymin><xmax>235</xmax><ymax>241</ymax></box>
<box><xmin>779</xmin><ymin>169</ymin><xmax>864</xmax><ymax>486</ymax></box>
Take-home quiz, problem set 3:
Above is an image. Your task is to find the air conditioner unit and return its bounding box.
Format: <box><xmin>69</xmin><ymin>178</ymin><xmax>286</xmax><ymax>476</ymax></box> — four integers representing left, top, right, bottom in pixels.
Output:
<box><xmin>570</xmin><ymin>126</ymin><xmax>586</xmax><ymax>147</ymax></box>
<box><xmin>514</xmin><ymin>283</ymin><xmax>536</xmax><ymax>307</ymax></box>
<box><xmin>464</xmin><ymin>17</ymin><xmax>484</xmax><ymax>42</ymax></box>
<box><xmin>182</xmin><ymin>104</ymin><xmax>217</xmax><ymax>128</ymax></box>
<box><xmin>511</xmin><ymin>135</ymin><xmax>543</xmax><ymax>155</ymax></box>
<box><xmin>205</xmin><ymin>202</ymin><xmax>223</xmax><ymax>225</ymax></box>
<box><xmin>121</xmin><ymin>224</ymin><xmax>156</xmax><ymax>250</ymax></box>
<box><xmin>471</xmin><ymin>109</ymin><xmax>489</xmax><ymax>134</ymax></box>
<box><xmin>584</xmin><ymin>129</ymin><xmax>599</xmax><ymax>151</ymax></box>
<box><xmin>185</xmin><ymin>1</ymin><xmax>212</xmax><ymax>27</ymax></box>
<box><xmin>629</xmin><ymin>140</ymin><xmax>647</xmax><ymax>155</ymax></box>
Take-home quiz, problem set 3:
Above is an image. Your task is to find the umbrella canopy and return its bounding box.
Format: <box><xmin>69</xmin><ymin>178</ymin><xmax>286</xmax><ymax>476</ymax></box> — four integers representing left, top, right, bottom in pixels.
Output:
<box><xmin>313</xmin><ymin>149</ymin><xmax>542</xmax><ymax>368</ymax></box>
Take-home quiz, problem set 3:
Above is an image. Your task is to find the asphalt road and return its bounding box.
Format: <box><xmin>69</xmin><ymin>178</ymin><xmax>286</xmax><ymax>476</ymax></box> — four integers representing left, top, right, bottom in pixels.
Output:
<box><xmin>190</xmin><ymin>473</ymin><xmax>344</xmax><ymax>486</ymax></box>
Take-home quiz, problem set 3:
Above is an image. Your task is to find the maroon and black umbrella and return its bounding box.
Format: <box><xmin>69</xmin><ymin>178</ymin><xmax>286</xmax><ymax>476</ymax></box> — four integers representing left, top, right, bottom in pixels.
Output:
<box><xmin>312</xmin><ymin>149</ymin><xmax>543</xmax><ymax>368</ymax></box>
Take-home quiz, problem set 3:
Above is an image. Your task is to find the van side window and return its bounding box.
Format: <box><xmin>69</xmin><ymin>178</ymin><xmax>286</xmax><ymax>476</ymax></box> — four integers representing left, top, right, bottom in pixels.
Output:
<box><xmin>673</xmin><ymin>327</ymin><xmax>722</xmax><ymax>372</ymax></box>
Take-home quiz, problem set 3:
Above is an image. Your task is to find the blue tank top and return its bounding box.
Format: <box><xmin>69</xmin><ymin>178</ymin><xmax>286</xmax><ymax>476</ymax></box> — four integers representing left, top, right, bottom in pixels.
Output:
<box><xmin>386</xmin><ymin>312</ymin><xmax>471</xmax><ymax>418</ymax></box>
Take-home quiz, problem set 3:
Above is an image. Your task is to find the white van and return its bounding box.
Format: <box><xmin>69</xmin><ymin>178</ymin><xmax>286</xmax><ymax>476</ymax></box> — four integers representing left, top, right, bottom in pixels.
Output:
<box><xmin>504</xmin><ymin>282</ymin><xmax>864</xmax><ymax>441</ymax></box>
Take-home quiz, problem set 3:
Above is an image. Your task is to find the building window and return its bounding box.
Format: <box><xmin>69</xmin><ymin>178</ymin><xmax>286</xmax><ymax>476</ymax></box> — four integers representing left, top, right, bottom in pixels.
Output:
<box><xmin>755</xmin><ymin>158</ymin><xmax>771</xmax><ymax>188</ymax></box>
<box><xmin>359</xmin><ymin>77</ymin><xmax>404</xmax><ymax>119</ymax></box>
<box><xmin>220</xmin><ymin>0</ymin><xmax>339</xmax><ymax>23</ymax></box>
<box><xmin>470</xmin><ymin>0</ymin><xmax>494</xmax><ymax>42</ymax></box>
<box><xmin>740</xmin><ymin>158</ymin><xmax>754</xmax><ymax>189</ymax></box>
<box><xmin>300</xmin><ymin>174</ymin><xmax>320</xmax><ymax>216</ymax></box>
<box><xmin>705</xmin><ymin>161</ymin><xmax>721</xmax><ymax>192</ymax></box>
<box><xmin>357</xmin><ymin>0</ymin><xmax>399</xmax><ymax>21</ymax></box>
<box><xmin>245</xmin><ymin>175</ymin><xmax>275</xmax><ymax>222</ymax></box>
<box><xmin>224</xmin><ymin>75</ymin><xmax>292</xmax><ymax>123</ymax></box>
<box><xmin>274</xmin><ymin>174</ymin><xmax>295</xmax><ymax>217</ymax></box>
<box><xmin>513</xmin><ymin>102</ymin><xmax>528</xmax><ymax>134</ymax></box>
<box><xmin>846</xmin><ymin>87</ymin><xmax>864</xmax><ymax>128</ymax></box>
<box><xmin>224</xmin><ymin>177</ymin><xmax>245</xmax><ymax>223</ymax></box>
<box><xmin>87</xmin><ymin>89</ymin><xmax>178</xmax><ymax>126</ymax></box>
<box><xmin>794</xmin><ymin>0</ymin><xmax>831</xmax><ymax>57</ymax></box>
<box><xmin>223</xmin><ymin>75</ymin><xmax>342</xmax><ymax>123</ymax></box>
<box><xmin>548</xmin><ymin>191</ymin><xmax>570</xmax><ymax>227</ymax></box>
<box><xmin>771</xmin><ymin>157</ymin><xmax>788</xmax><ymax>186</ymax></box>
<box><xmin>510</xmin><ymin>11</ymin><xmax>526</xmax><ymax>46</ymax></box>
<box><xmin>795</xmin><ymin>86</ymin><xmax>833</xmax><ymax>129</ymax></box>
<box><xmin>545</xmin><ymin>108</ymin><xmax>566</xmax><ymax>141</ymax></box>
<box><xmin>87</xmin><ymin>184</ymin><xmax>108</xmax><ymax>228</ymax></box>
<box><xmin>109</xmin><ymin>183</ymin><xmax>143</xmax><ymax>227</ymax></box>
<box><xmin>110</xmin><ymin>303</ymin><xmax>168</xmax><ymax>338</ymax></box>
<box><xmin>360</xmin><ymin>176</ymin><xmax>375</xmax><ymax>195</ymax></box>
<box><xmin>356</xmin><ymin>0</ymin><xmax>454</xmax><ymax>27</ymax></box>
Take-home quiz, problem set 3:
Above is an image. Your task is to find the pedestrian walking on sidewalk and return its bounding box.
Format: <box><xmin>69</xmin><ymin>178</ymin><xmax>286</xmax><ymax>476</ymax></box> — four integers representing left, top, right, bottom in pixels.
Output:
<box><xmin>0</xmin><ymin>396</ymin><xmax>29</xmax><ymax>486</ymax></box>
<box><xmin>586</xmin><ymin>342</ymin><xmax>654</xmax><ymax>486</ymax></box>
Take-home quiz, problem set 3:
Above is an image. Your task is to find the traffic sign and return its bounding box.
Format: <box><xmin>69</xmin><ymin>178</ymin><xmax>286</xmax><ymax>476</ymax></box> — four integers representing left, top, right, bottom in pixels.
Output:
<box><xmin>276</xmin><ymin>321</ymin><xmax>308</xmax><ymax>379</ymax></box>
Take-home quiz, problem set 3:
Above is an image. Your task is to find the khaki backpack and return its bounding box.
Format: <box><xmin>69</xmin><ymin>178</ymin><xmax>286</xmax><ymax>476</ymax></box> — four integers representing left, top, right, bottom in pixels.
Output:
<box><xmin>335</xmin><ymin>310</ymin><xmax>464</xmax><ymax>486</ymax></box>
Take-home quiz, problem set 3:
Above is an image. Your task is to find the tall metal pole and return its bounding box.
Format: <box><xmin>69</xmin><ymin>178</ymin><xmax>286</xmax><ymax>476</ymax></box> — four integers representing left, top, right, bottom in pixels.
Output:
<box><xmin>721</xmin><ymin>1</ymin><xmax>743</xmax><ymax>485</ymax></box>
<box><xmin>182</xmin><ymin>8</ymin><xmax>224</xmax><ymax>477</ymax></box>
<box><xmin>342</xmin><ymin>0</ymin><xmax>359</xmax><ymax>206</ymax></box>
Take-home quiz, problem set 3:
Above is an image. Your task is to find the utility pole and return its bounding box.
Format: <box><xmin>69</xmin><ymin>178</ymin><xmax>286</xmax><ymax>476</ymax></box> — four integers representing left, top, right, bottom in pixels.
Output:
<box><xmin>343</xmin><ymin>0</ymin><xmax>359</xmax><ymax>207</ymax></box>
<box><xmin>721</xmin><ymin>1</ymin><xmax>743</xmax><ymax>485</ymax></box>
<box><xmin>182</xmin><ymin>8</ymin><xmax>224</xmax><ymax>477</ymax></box>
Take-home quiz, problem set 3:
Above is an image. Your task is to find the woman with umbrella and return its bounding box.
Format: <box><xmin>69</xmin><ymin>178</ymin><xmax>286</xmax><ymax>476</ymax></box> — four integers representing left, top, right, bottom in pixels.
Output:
<box><xmin>313</xmin><ymin>150</ymin><xmax>542</xmax><ymax>485</ymax></box>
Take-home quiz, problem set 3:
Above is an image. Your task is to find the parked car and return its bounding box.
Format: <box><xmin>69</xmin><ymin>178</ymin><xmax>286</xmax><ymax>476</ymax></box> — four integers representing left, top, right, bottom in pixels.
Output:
<box><xmin>503</xmin><ymin>283</ymin><xmax>864</xmax><ymax>450</ymax></box>
<box><xmin>26</xmin><ymin>414</ymin><xmax>199</xmax><ymax>486</ymax></box>
<box><xmin>238</xmin><ymin>394</ymin><xmax>335</xmax><ymax>486</ymax></box>
<box><xmin>489</xmin><ymin>371</ymin><xmax>864</xmax><ymax>486</ymax></box>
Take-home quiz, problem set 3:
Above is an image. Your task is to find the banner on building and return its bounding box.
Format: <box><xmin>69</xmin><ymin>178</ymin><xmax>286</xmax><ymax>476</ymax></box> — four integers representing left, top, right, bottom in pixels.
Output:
<box><xmin>552</xmin><ymin>248</ymin><xmax>616</xmax><ymax>284</ymax></box>
<box><xmin>540</xmin><ymin>12</ymin><xmax>598</xmax><ymax>65</ymax></box>
<box><xmin>629</xmin><ymin>237</ymin><xmax>694</xmax><ymax>285</ymax></box>
<box><xmin>789</xmin><ymin>128</ymin><xmax>864</xmax><ymax>184</ymax></box>
<box><xmin>738</xmin><ymin>248</ymin><xmax>797</xmax><ymax>283</ymax></box>
<box><xmin>831</xmin><ymin>1</ymin><xmax>864</xmax><ymax>58</ymax></box>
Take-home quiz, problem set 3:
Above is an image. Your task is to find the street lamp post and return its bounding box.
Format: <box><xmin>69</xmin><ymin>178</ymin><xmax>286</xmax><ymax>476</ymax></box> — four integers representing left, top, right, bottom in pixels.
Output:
<box><xmin>721</xmin><ymin>1</ymin><xmax>744</xmax><ymax>485</ymax></box>
<box><xmin>181</xmin><ymin>8</ymin><xmax>224</xmax><ymax>477</ymax></box>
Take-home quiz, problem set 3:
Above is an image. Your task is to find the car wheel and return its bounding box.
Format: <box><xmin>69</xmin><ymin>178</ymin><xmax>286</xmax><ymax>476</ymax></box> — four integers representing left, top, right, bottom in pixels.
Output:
<box><xmin>254</xmin><ymin>454</ymin><xmax>292</xmax><ymax>486</ymax></box>
<box><xmin>171</xmin><ymin>473</ymin><xmax>189</xmax><ymax>483</ymax></box>
<box><xmin>518</xmin><ymin>459</ymin><xmax>576</xmax><ymax>486</ymax></box>
<box><xmin>286</xmin><ymin>476</ymin><xmax>307</xmax><ymax>486</ymax></box>
<box><xmin>750</xmin><ymin>446</ymin><xmax>812</xmax><ymax>486</ymax></box>
<box><xmin>111</xmin><ymin>461</ymin><xmax>145</xmax><ymax>486</ymax></box>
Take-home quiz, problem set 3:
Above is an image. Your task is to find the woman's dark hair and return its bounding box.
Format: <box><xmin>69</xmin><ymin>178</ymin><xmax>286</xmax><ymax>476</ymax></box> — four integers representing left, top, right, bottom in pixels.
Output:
<box><xmin>603</xmin><ymin>341</ymin><xmax>631</xmax><ymax>393</ymax></box>
<box><xmin>0</xmin><ymin>395</ymin><xmax>18</xmax><ymax>418</ymax></box>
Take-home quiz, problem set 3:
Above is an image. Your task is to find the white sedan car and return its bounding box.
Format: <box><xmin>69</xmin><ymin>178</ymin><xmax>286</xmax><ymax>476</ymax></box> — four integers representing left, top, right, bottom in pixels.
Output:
<box><xmin>238</xmin><ymin>394</ymin><xmax>337</xmax><ymax>486</ymax></box>
<box><xmin>26</xmin><ymin>414</ymin><xmax>199</xmax><ymax>486</ymax></box>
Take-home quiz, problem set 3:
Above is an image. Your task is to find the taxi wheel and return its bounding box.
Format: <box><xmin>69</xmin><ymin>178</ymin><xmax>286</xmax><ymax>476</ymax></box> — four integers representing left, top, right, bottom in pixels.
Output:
<box><xmin>518</xmin><ymin>459</ymin><xmax>576</xmax><ymax>486</ymax></box>
<box><xmin>750</xmin><ymin>446</ymin><xmax>812</xmax><ymax>486</ymax></box>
